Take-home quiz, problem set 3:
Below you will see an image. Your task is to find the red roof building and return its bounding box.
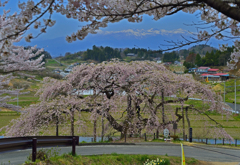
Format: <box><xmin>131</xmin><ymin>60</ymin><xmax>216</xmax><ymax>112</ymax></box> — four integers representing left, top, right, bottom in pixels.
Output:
<box><xmin>208</xmin><ymin>69</ymin><xmax>220</xmax><ymax>74</ymax></box>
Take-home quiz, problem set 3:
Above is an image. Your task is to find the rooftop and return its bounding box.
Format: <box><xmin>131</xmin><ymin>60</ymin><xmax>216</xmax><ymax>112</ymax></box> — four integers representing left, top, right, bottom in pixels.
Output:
<box><xmin>208</xmin><ymin>69</ymin><xmax>219</xmax><ymax>71</ymax></box>
<box><xmin>198</xmin><ymin>67</ymin><xmax>210</xmax><ymax>69</ymax></box>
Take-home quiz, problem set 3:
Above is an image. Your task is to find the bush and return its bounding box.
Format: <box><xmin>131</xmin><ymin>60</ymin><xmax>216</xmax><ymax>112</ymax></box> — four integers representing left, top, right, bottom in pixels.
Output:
<box><xmin>13</xmin><ymin>82</ymin><xmax>30</xmax><ymax>89</ymax></box>
<box><xmin>144</xmin><ymin>158</ymin><xmax>170</xmax><ymax>165</ymax></box>
<box><xmin>170</xmin><ymin>135</ymin><xmax>180</xmax><ymax>141</ymax></box>
<box><xmin>27</xmin><ymin>148</ymin><xmax>61</xmax><ymax>162</ymax></box>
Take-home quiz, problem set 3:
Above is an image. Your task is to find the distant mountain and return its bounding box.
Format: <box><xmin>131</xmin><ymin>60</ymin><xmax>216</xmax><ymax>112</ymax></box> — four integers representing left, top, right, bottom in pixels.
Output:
<box><xmin>176</xmin><ymin>44</ymin><xmax>217</xmax><ymax>59</ymax></box>
<box><xmin>188</xmin><ymin>44</ymin><xmax>217</xmax><ymax>55</ymax></box>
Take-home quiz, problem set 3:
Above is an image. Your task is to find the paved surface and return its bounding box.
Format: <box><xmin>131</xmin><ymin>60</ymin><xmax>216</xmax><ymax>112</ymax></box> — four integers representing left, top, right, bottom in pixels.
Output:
<box><xmin>226</xmin><ymin>102</ymin><xmax>240</xmax><ymax>113</ymax></box>
<box><xmin>0</xmin><ymin>143</ymin><xmax>240</xmax><ymax>165</ymax></box>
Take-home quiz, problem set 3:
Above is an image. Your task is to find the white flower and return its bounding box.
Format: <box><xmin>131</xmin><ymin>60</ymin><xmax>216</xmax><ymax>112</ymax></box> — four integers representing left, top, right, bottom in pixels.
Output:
<box><xmin>25</xmin><ymin>33</ymin><xmax>33</xmax><ymax>42</ymax></box>
<box><xmin>66</xmin><ymin>35</ymin><xmax>72</xmax><ymax>43</ymax></box>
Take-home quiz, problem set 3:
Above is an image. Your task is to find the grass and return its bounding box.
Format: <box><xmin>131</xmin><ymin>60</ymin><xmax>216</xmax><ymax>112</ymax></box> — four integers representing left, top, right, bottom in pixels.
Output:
<box><xmin>25</xmin><ymin>153</ymin><xmax>200</xmax><ymax>165</ymax></box>
<box><xmin>45</xmin><ymin>59</ymin><xmax>66</xmax><ymax>70</ymax></box>
<box><xmin>0</xmin><ymin>112</ymin><xmax>20</xmax><ymax>134</ymax></box>
<box><xmin>212</xmin><ymin>79</ymin><xmax>240</xmax><ymax>104</ymax></box>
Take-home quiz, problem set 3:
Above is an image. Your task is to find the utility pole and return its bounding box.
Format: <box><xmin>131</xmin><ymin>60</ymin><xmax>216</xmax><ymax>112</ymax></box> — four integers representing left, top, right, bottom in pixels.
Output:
<box><xmin>224</xmin><ymin>81</ymin><xmax>225</xmax><ymax>103</ymax></box>
<box><xmin>17</xmin><ymin>86</ymin><xmax>19</xmax><ymax>107</ymax></box>
<box><xmin>235</xmin><ymin>79</ymin><xmax>237</xmax><ymax>112</ymax></box>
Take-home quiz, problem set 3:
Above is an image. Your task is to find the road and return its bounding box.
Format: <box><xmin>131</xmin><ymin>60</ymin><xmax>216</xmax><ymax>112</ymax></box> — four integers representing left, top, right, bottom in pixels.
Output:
<box><xmin>225</xmin><ymin>102</ymin><xmax>240</xmax><ymax>113</ymax></box>
<box><xmin>53</xmin><ymin>59</ymin><xmax>66</xmax><ymax>66</ymax></box>
<box><xmin>0</xmin><ymin>143</ymin><xmax>240</xmax><ymax>165</ymax></box>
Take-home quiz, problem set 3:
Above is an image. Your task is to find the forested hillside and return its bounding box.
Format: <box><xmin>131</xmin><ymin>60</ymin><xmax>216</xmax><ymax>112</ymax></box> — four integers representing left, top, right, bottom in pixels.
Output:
<box><xmin>183</xmin><ymin>46</ymin><xmax>234</xmax><ymax>68</ymax></box>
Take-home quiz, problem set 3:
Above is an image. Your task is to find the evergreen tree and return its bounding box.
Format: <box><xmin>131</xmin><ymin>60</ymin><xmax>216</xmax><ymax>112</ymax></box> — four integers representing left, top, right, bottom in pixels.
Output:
<box><xmin>195</xmin><ymin>54</ymin><xmax>202</xmax><ymax>66</ymax></box>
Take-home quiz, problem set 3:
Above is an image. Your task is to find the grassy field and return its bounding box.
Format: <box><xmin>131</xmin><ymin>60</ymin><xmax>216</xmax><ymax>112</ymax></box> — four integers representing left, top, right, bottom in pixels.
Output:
<box><xmin>212</xmin><ymin>79</ymin><xmax>240</xmax><ymax>104</ymax></box>
<box><xmin>25</xmin><ymin>153</ymin><xmax>201</xmax><ymax>165</ymax></box>
<box><xmin>45</xmin><ymin>59</ymin><xmax>66</xmax><ymax>70</ymax></box>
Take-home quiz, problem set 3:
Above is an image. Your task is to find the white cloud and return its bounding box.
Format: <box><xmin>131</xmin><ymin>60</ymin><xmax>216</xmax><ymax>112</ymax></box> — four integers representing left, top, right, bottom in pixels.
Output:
<box><xmin>96</xmin><ymin>28</ymin><xmax>188</xmax><ymax>37</ymax></box>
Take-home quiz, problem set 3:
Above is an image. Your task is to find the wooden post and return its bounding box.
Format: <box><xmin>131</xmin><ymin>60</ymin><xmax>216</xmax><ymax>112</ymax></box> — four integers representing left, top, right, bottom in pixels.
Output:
<box><xmin>235</xmin><ymin>139</ymin><xmax>237</xmax><ymax>147</ymax></box>
<box><xmin>101</xmin><ymin>115</ymin><xmax>104</xmax><ymax>142</ymax></box>
<box><xmin>144</xmin><ymin>133</ymin><xmax>147</xmax><ymax>141</ymax></box>
<box><xmin>215</xmin><ymin>138</ymin><xmax>216</xmax><ymax>145</ymax></box>
<box><xmin>182</xmin><ymin>106</ymin><xmax>185</xmax><ymax>141</ymax></box>
<box><xmin>125</xmin><ymin>133</ymin><xmax>126</xmax><ymax>143</ymax></box>
<box><xmin>93</xmin><ymin>119</ymin><xmax>97</xmax><ymax>142</ymax></box>
<box><xmin>56</xmin><ymin>116</ymin><xmax>59</xmax><ymax>136</ymax></box>
<box><xmin>72</xmin><ymin>137</ymin><xmax>76</xmax><ymax>156</ymax></box>
<box><xmin>223</xmin><ymin>138</ymin><xmax>225</xmax><ymax>145</ymax></box>
<box><xmin>162</xmin><ymin>89</ymin><xmax>165</xmax><ymax>127</ymax></box>
<box><xmin>71</xmin><ymin>109</ymin><xmax>74</xmax><ymax>136</ymax></box>
<box><xmin>32</xmin><ymin>138</ymin><xmax>37</xmax><ymax>162</ymax></box>
<box><xmin>206</xmin><ymin>138</ymin><xmax>208</xmax><ymax>144</ymax></box>
<box><xmin>189</xmin><ymin>128</ymin><xmax>192</xmax><ymax>142</ymax></box>
<box><xmin>154</xmin><ymin>133</ymin><xmax>155</xmax><ymax>140</ymax></box>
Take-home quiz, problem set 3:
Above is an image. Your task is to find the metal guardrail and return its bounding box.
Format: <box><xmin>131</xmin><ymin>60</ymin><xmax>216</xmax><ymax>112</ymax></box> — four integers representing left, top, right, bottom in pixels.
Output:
<box><xmin>0</xmin><ymin>136</ymin><xmax>79</xmax><ymax>162</ymax></box>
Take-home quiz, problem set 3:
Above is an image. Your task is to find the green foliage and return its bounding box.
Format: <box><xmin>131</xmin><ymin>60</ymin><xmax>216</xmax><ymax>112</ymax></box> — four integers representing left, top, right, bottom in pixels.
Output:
<box><xmin>183</xmin><ymin>61</ymin><xmax>194</xmax><ymax>69</ymax></box>
<box><xmin>144</xmin><ymin>158</ymin><xmax>170</xmax><ymax>165</ymax></box>
<box><xmin>27</xmin><ymin>148</ymin><xmax>61</xmax><ymax>162</ymax></box>
<box><xmin>195</xmin><ymin>53</ymin><xmax>202</xmax><ymax>66</ymax></box>
<box><xmin>183</xmin><ymin>46</ymin><xmax>233</xmax><ymax>67</ymax></box>
<box><xmin>82</xmin><ymin>45</ymin><xmax>122</xmax><ymax>62</ymax></box>
<box><xmin>124</xmin><ymin>47</ymin><xmax>162</xmax><ymax>60</ymax></box>
<box><xmin>35</xmin><ymin>154</ymin><xmax>198</xmax><ymax>165</ymax></box>
<box><xmin>163</xmin><ymin>51</ymin><xmax>179</xmax><ymax>63</ymax></box>
<box><xmin>61</xmin><ymin>51</ymin><xmax>83</xmax><ymax>61</ymax></box>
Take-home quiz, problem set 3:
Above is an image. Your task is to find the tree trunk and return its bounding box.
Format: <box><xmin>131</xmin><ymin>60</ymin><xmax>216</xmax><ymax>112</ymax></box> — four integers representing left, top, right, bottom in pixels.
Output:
<box><xmin>162</xmin><ymin>89</ymin><xmax>165</xmax><ymax>127</ymax></box>
<box><xmin>71</xmin><ymin>109</ymin><xmax>74</xmax><ymax>136</ymax></box>
<box><xmin>93</xmin><ymin>119</ymin><xmax>97</xmax><ymax>142</ymax></box>
<box><xmin>56</xmin><ymin>116</ymin><xmax>59</xmax><ymax>136</ymax></box>
<box><xmin>182</xmin><ymin>104</ymin><xmax>185</xmax><ymax>141</ymax></box>
<box><xmin>185</xmin><ymin>107</ymin><xmax>191</xmax><ymax>138</ymax></box>
<box><xmin>101</xmin><ymin>115</ymin><xmax>104</xmax><ymax>141</ymax></box>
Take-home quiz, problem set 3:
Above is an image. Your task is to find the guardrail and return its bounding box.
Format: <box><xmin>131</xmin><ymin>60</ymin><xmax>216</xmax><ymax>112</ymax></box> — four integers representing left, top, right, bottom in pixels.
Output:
<box><xmin>0</xmin><ymin>136</ymin><xmax>79</xmax><ymax>162</ymax></box>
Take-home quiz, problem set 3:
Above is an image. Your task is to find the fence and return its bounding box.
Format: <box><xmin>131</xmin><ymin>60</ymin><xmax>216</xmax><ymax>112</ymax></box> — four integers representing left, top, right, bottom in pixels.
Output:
<box><xmin>0</xmin><ymin>136</ymin><xmax>79</xmax><ymax>162</ymax></box>
<box><xmin>88</xmin><ymin>133</ymin><xmax>240</xmax><ymax>147</ymax></box>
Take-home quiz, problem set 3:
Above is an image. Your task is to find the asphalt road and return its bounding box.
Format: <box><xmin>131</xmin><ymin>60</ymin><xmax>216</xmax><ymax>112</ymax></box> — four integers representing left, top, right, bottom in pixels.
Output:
<box><xmin>0</xmin><ymin>143</ymin><xmax>240</xmax><ymax>165</ymax></box>
<box><xmin>226</xmin><ymin>102</ymin><xmax>240</xmax><ymax>113</ymax></box>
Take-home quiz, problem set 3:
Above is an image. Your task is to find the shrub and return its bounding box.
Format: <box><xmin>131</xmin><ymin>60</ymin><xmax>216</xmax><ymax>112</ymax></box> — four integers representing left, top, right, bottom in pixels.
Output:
<box><xmin>27</xmin><ymin>148</ymin><xmax>61</xmax><ymax>162</ymax></box>
<box><xmin>144</xmin><ymin>158</ymin><xmax>170</xmax><ymax>165</ymax></box>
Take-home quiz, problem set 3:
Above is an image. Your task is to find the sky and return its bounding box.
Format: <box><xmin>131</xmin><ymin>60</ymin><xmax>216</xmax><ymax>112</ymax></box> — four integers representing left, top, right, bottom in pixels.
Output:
<box><xmin>2</xmin><ymin>0</ymin><xmax>234</xmax><ymax>57</ymax></box>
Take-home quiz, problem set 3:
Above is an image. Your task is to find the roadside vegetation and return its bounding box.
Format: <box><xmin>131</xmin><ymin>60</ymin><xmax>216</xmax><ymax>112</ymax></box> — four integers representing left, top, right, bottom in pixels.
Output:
<box><xmin>24</xmin><ymin>152</ymin><xmax>200</xmax><ymax>165</ymax></box>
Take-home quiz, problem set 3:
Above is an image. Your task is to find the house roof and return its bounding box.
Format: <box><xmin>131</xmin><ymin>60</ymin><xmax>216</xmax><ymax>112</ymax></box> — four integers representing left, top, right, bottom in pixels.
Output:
<box><xmin>208</xmin><ymin>69</ymin><xmax>219</xmax><ymax>71</ymax></box>
<box><xmin>213</xmin><ymin>73</ymin><xmax>229</xmax><ymax>76</ymax></box>
<box><xmin>201</xmin><ymin>75</ymin><xmax>220</xmax><ymax>78</ymax></box>
<box><xmin>201</xmin><ymin>74</ymin><xmax>211</xmax><ymax>76</ymax></box>
<box><xmin>198</xmin><ymin>67</ymin><xmax>210</xmax><ymax>69</ymax></box>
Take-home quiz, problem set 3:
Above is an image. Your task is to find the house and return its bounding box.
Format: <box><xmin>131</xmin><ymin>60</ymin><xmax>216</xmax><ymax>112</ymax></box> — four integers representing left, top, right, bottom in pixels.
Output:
<box><xmin>188</xmin><ymin>68</ymin><xmax>197</xmax><ymax>73</ymax></box>
<box><xmin>126</xmin><ymin>53</ymin><xmax>135</xmax><ymax>56</ymax></box>
<box><xmin>164</xmin><ymin>62</ymin><xmax>172</xmax><ymax>66</ymax></box>
<box><xmin>200</xmin><ymin>74</ymin><xmax>220</xmax><ymax>81</ymax></box>
<box><xmin>196</xmin><ymin>67</ymin><xmax>210</xmax><ymax>74</ymax></box>
<box><xmin>213</xmin><ymin>73</ymin><xmax>229</xmax><ymax>81</ymax></box>
<box><xmin>174</xmin><ymin>61</ymin><xmax>181</xmax><ymax>65</ymax></box>
<box><xmin>207</xmin><ymin>69</ymin><xmax>220</xmax><ymax>74</ymax></box>
<box><xmin>200</xmin><ymin>73</ymin><xmax>229</xmax><ymax>81</ymax></box>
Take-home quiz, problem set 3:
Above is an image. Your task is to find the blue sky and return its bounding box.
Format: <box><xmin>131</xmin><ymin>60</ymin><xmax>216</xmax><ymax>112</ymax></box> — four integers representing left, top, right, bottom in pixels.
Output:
<box><xmin>2</xmin><ymin>1</ymin><xmax>233</xmax><ymax>57</ymax></box>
